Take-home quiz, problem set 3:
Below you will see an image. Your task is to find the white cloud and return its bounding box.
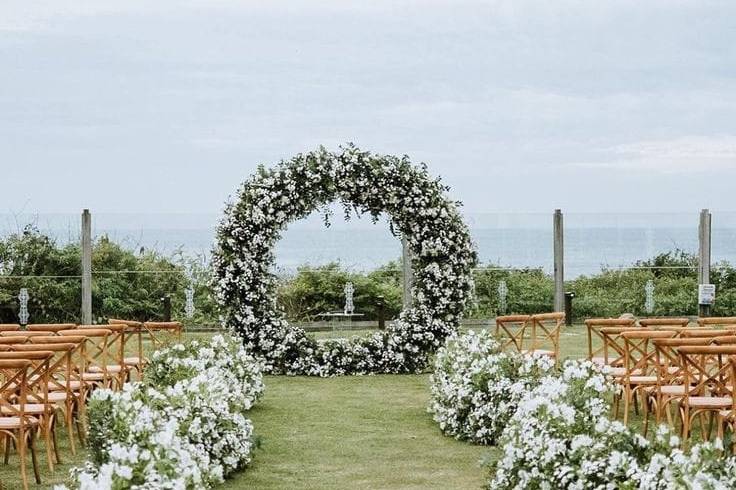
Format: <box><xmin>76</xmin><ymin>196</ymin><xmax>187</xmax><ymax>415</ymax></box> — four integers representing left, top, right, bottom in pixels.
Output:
<box><xmin>568</xmin><ymin>136</ymin><xmax>736</xmax><ymax>173</ymax></box>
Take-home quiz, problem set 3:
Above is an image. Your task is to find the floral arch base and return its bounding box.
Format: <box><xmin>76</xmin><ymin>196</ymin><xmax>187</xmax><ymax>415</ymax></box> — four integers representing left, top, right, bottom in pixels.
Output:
<box><xmin>213</xmin><ymin>145</ymin><xmax>477</xmax><ymax>376</ymax></box>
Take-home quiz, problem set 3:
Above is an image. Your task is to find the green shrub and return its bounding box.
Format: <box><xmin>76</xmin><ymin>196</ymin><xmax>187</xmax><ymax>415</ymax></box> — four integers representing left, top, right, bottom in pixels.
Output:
<box><xmin>276</xmin><ymin>261</ymin><xmax>402</xmax><ymax>321</ymax></box>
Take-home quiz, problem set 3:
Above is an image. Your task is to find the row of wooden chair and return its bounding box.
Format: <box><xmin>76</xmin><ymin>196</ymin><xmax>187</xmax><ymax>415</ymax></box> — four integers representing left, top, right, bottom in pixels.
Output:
<box><xmin>584</xmin><ymin>317</ymin><xmax>736</xmax><ymax>450</ymax></box>
<box><xmin>0</xmin><ymin>320</ymin><xmax>183</xmax><ymax>489</ymax></box>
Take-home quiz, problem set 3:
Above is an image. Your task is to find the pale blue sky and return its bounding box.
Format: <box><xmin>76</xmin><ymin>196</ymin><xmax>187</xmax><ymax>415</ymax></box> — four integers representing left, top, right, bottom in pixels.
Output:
<box><xmin>1</xmin><ymin>1</ymin><xmax>735</xmax><ymax>215</ymax></box>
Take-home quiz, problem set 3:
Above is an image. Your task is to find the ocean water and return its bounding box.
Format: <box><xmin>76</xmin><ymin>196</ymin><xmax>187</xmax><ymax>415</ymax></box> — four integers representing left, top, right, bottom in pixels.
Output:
<box><xmin>2</xmin><ymin>212</ymin><xmax>735</xmax><ymax>278</ymax></box>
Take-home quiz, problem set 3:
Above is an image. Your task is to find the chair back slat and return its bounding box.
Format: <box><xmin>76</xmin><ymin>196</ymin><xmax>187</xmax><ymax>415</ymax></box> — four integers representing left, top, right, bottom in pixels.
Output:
<box><xmin>639</xmin><ymin>318</ymin><xmax>690</xmax><ymax>329</ymax></box>
<box><xmin>584</xmin><ymin>318</ymin><xmax>637</xmax><ymax>363</ymax></box>
<box><xmin>27</xmin><ymin>323</ymin><xmax>77</xmax><ymax>333</ymax></box>
<box><xmin>698</xmin><ymin>317</ymin><xmax>736</xmax><ymax>328</ymax></box>
<box><xmin>495</xmin><ymin>315</ymin><xmax>531</xmax><ymax>352</ymax></box>
<box><xmin>529</xmin><ymin>312</ymin><xmax>564</xmax><ymax>361</ymax></box>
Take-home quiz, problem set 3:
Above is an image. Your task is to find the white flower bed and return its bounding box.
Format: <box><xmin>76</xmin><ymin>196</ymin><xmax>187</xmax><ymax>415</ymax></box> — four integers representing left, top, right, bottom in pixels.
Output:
<box><xmin>213</xmin><ymin>145</ymin><xmax>477</xmax><ymax>375</ymax></box>
<box><xmin>428</xmin><ymin>330</ymin><xmax>554</xmax><ymax>444</ymax></box>
<box><xmin>489</xmin><ymin>359</ymin><xmax>736</xmax><ymax>489</ymax></box>
<box><xmin>63</xmin><ymin>335</ymin><xmax>264</xmax><ymax>489</ymax></box>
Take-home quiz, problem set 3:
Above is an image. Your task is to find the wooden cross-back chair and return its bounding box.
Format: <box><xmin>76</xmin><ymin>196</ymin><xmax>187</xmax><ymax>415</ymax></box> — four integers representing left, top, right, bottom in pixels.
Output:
<box><xmin>598</xmin><ymin>327</ymin><xmax>649</xmax><ymax>376</ymax></box>
<box><xmin>12</xmin><ymin>342</ymin><xmax>83</xmax><ymax>455</ymax></box>
<box><xmin>650</xmin><ymin>337</ymin><xmax>713</xmax><ymax>430</ymax></box>
<box><xmin>0</xmin><ymin>325</ymin><xmax>21</xmax><ymax>333</ymax></box>
<box><xmin>584</xmin><ymin>318</ymin><xmax>636</xmax><ymax>366</ymax></box>
<box><xmin>0</xmin><ymin>350</ymin><xmax>56</xmax><ymax>474</ymax></box>
<box><xmin>525</xmin><ymin>312</ymin><xmax>565</xmax><ymax>363</ymax></box>
<box><xmin>638</xmin><ymin>318</ymin><xmax>690</xmax><ymax>329</ymax></box>
<box><xmin>108</xmin><ymin>319</ymin><xmax>145</xmax><ymax>377</ymax></box>
<box><xmin>143</xmin><ymin>321</ymin><xmax>183</xmax><ymax>349</ymax></box>
<box><xmin>26</xmin><ymin>324</ymin><xmax>76</xmax><ymax>334</ymax></box>
<box><xmin>677</xmin><ymin>345</ymin><xmax>736</xmax><ymax>449</ymax></box>
<box><xmin>30</xmin><ymin>335</ymin><xmax>89</xmax><ymax>444</ymax></box>
<box><xmin>0</xmin><ymin>359</ymin><xmax>42</xmax><ymax>490</ymax></box>
<box><xmin>615</xmin><ymin>330</ymin><xmax>677</xmax><ymax>427</ymax></box>
<box><xmin>78</xmin><ymin>325</ymin><xmax>129</xmax><ymax>388</ymax></box>
<box><xmin>58</xmin><ymin>329</ymin><xmax>118</xmax><ymax>391</ymax></box>
<box><xmin>494</xmin><ymin>315</ymin><xmax>531</xmax><ymax>353</ymax></box>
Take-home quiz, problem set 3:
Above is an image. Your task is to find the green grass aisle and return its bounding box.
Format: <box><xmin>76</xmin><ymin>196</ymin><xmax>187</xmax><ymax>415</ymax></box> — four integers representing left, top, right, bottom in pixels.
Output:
<box><xmin>227</xmin><ymin>375</ymin><xmax>489</xmax><ymax>490</ymax></box>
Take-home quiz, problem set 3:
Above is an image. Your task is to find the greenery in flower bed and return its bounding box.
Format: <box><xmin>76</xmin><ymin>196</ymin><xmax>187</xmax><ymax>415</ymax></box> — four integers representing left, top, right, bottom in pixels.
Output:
<box><xmin>61</xmin><ymin>335</ymin><xmax>264</xmax><ymax>489</ymax></box>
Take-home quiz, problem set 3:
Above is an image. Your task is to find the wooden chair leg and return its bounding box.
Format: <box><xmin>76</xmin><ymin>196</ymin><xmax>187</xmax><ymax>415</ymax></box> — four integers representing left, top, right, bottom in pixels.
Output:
<box><xmin>642</xmin><ymin>395</ymin><xmax>651</xmax><ymax>436</ymax></box>
<box><xmin>42</xmin><ymin>419</ymin><xmax>54</xmax><ymax>472</ymax></box>
<box><xmin>66</xmin><ymin>401</ymin><xmax>77</xmax><ymax>455</ymax></box>
<box><xmin>29</xmin><ymin>431</ymin><xmax>41</xmax><ymax>485</ymax></box>
<box><xmin>3</xmin><ymin>434</ymin><xmax>12</xmax><ymax>464</ymax></box>
<box><xmin>633</xmin><ymin>391</ymin><xmax>639</xmax><ymax>416</ymax></box>
<box><xmin>623</xmin><ymin>387</ymin><xmax>631</xmax><ymax>425</ymax></box>
<box><xmin>52</xmin><ymin>420</ymin><xmax>61</xmax><ymax>465</ymax></box>
<box><xmin>681</xmin><ymin>406</ymin><xmax>691</xmax><ymax>450</ymax></box>
<box><xmin>19</xmin><ymin>432</ymin><xmax>28</xmax><ymax>490</ymax></box>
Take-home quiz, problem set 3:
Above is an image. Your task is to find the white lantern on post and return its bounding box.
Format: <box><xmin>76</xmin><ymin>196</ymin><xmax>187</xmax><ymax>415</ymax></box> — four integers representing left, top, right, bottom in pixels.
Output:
<box><xmin>185</xmin><ymin>283</ymin><xmax>195</xmax><ymax>319</ymax></box>
<box><xmin>18</xmin><ymin>288</ymin><xmax>29</xmax><ymax>325</ymax></box>
<box><xmin>497</xmin><ymin>280</ymin><xmax>508</xmax><ymax>315</ymax></box>
<box><xmin>344</xmin><ymin>282</ymin><xmax>355</xmax><ymax>315</ymax></box>
<box><xmin>645</xmin><ymin>280</ymin><xmax>655</xmax><ymax>315</ymax></box>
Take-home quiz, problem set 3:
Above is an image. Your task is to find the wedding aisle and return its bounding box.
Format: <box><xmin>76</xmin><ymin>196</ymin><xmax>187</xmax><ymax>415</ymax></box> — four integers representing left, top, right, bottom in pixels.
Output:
<box><xmin>227</xmin><ymin>375</ymin><xmax>489</xmax><ymax>489</ymax></box>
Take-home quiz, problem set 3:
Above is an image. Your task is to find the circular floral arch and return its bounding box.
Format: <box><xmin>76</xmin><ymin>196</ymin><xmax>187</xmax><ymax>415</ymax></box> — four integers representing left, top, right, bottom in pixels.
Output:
<box><xmin>213</xmin><ymin>145</ymin><xmax>477</xmax><ymax>376</ymax></box>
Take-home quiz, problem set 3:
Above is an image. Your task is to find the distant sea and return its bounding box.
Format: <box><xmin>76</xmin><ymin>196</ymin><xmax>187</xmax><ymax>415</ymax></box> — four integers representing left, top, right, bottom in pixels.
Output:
<box><xmin>2</xmin><ymin>212</ymin><xmax>735</xmax><ymax>278</ymax></box>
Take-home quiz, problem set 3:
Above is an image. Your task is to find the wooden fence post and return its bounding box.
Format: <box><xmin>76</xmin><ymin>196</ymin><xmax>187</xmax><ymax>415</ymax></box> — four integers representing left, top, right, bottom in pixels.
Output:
<box><xmin>81</xmin><ymin>209</ymin><xmax>93</xmax><ymax>324</ymax></box>
<box><xmin>402</xmin><ymin>236</ymin><xmax>413</xmax><ymax>309</ymax></box>
<box><xmin>553</xmin><ymin>209</ymin><xmax>564</xmax><ymax>313</ymax></box>
<box><xmin>698</xmin><ymin>209</ymin><xmax>712</xmax><ymax>317</ymax></box>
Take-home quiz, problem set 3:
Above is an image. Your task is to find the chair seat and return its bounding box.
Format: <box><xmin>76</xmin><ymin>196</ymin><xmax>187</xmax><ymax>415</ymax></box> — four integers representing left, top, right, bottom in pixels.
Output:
<box><xmin>648</xmin><ymin>385</ymin><xmax>687</xmax><ymax>395</ymax></box>
<box><xmin>88</xmin><ymin>365</ymin><xmax>125</xmax><ymax>374</ymax></box>
<box><xmin>1</xmin><ymin>404</ymin><xmax>54</xmax><ymax>416</ymax></box>
<box><xmin>49</xmin><ymin>380</ymin><xmax>84</xmax><ymax>391</ymax></box>
<box><xmin>0</xmin><ymin>416</ymin><xmax>39</xmax><ymax>429</ymax></box>
<box><xmin>685</xmin><ymin>396</ymin><xmax>732</xmax><ymax>408</ymax></box>
<box><xmin>610</xmin><ymin>368</ymin><xmax>643</xmax><ymax>377</ymax></box>
<box><xmin>47</xmin><ymin>391</ymin><xmax>69</xmax><ymax>403</ymax></box>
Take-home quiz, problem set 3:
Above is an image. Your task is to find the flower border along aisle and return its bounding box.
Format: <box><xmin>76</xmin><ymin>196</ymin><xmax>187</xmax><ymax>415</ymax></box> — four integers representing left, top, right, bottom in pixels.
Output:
<box><xmin>63</xmin><ymin>335</ymin><xmax>264</xmax><ymax>489</ymax></box>
<box><xmin>213</xmin><ymin>145</ymin><xmax>477</xmax><ymax>375</ymax></box>
<box><xmin>430</xmin><ymin>330</ymin><xmax>736</xmax><ymax>488</ymax></box>
<box><xmin>489</xmin><ymin>359</ymin><xmax>736</xmax><ymax>489</ymax></box>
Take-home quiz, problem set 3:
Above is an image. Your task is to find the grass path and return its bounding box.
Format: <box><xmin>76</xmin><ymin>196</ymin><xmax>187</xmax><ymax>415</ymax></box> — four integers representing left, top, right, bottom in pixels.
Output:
<box><xmin>226</xmin><ymin>375</ymin><xmax>490</xmax><ymax>490</ymax></box>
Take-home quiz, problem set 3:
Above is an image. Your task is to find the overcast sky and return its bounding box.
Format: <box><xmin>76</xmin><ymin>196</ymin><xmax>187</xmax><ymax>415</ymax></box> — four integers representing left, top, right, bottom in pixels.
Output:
<box><xmin>2</xmin><ymin>0</ymin><xmax>735</xmax><ymax>216</ymax></box>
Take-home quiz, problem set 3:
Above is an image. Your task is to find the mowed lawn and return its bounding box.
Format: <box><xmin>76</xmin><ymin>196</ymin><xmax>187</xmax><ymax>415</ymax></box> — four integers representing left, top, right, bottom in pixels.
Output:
<box><xmin>228</xmin><ymin>375</ymin><xmax>490</xmax><ymax>490</ymax></box>
<box><xmin>1</xmin><ymin>325</ymin><xmax>595</xmax><ymax>489</ymax></box>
